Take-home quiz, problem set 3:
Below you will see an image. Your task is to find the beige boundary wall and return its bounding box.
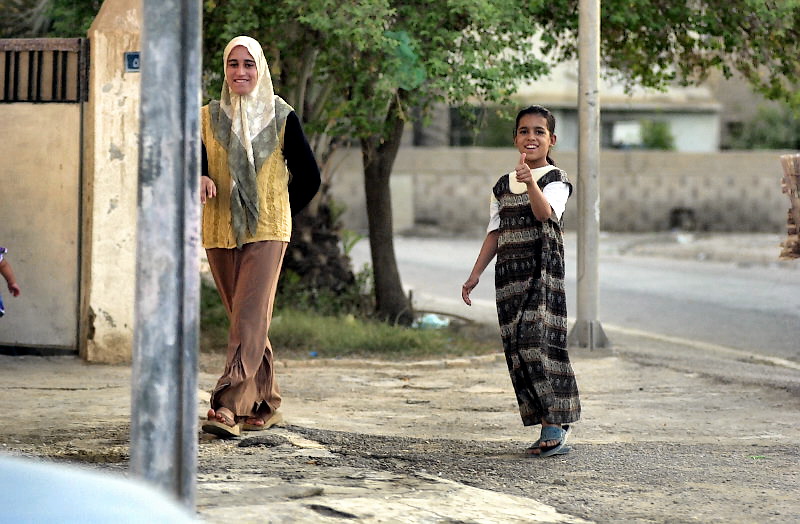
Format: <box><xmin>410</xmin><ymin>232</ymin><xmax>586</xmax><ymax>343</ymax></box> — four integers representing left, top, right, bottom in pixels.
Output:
<box><xmin>329</xmin><ymin>148</ymin><xmax>794</xmax><ymax>236</ymax></box>
<box><xmin>79</xmin><ymin>0</ymin><xmax>142</xmax><ymax>363</ymax></box>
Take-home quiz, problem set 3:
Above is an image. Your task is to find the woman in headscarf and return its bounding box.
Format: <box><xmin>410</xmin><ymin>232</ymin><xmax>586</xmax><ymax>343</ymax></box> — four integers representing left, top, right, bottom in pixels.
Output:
<box><xmin>200</xmin><ymin>36</ymin><xmax>320</xmax><ymax>438</ymax></box>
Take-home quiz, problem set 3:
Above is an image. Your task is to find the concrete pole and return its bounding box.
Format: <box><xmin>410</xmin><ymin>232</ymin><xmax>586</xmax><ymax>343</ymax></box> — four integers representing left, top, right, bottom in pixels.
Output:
<box><xmin>130</xmin><ymin>0</ymin><xmax>202</xmax><ymax>508</ymax></box>
<box><xmin>567</xmin><ymin>0</ymin><xmax>609</xmax><ymax>349</ymax></box>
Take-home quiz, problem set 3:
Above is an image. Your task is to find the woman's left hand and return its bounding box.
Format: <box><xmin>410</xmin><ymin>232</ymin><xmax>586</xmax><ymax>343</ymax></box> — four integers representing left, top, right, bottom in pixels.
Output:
<box><xmin>515</xmin><ymin>152</ymin><xmax>533</xmax><ymax>187</ymax></box>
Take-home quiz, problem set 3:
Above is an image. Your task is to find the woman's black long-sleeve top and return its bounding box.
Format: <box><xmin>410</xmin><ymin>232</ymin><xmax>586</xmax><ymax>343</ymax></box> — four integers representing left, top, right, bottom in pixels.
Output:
<box><xmin>201</xmin><ymin>111</ymin><xmax>321</xmax><ymax>216</ymax></box>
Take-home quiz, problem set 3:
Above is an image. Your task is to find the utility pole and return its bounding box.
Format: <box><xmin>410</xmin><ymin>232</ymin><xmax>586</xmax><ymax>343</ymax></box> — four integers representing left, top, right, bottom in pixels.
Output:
<box><xmin>130</xmin><ymin>0</ymin><xmax>202</xmax><ymax>508</ymax></box>
<box><xmin>568</xmin><ymin>0</ymin><xmax>609</xmax><ymax>349</ymax></box>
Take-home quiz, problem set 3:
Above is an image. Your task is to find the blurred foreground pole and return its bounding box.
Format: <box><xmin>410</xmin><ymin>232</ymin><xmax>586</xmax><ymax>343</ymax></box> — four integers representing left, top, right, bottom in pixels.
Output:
<box><xmin>130</xmin><ymin>0</ymin><xmax>202</xmax><ymax>508</ymax></box>
<box><xmin>568</xmin><ymin>0</ymin><xmax>608</xmax><ymax>349</ymax></box>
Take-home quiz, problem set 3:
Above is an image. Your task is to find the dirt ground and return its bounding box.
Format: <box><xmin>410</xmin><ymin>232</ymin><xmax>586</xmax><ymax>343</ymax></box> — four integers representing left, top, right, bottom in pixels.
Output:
<box><xmin>2</xmin><ymin>323</ymin><xmax>799</xmax><ymax>523</ymax></box>
<box><xmin>199</xmin><ymin>338</ymin><xmax>800</xmax><ymax>523</ymax></box>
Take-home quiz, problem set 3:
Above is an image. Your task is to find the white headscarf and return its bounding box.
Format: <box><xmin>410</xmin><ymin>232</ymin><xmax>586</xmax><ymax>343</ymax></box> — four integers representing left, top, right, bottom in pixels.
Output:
<box><xmin>220</xmin><ymin>36</ymin><xmax>276</xmax><ymax>171</ymax></box>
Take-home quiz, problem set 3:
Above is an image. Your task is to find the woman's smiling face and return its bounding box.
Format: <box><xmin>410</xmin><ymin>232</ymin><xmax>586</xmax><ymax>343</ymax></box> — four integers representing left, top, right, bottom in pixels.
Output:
<box><xmin>225</xmin><ymin>45</ymin><xmax>257</xmax><ymax>96</ymax></box>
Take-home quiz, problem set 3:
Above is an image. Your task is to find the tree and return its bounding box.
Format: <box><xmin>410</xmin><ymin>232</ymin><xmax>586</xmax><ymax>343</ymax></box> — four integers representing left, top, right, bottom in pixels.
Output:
<box><xmin>728</xmin><ymin>104</ymin><xmax>800</xmax><ymax>150</ymax></box>
<box><xmin>46</xmin><ymin>0</ymin><xmax>102</xmax><ymax>36</ymax></box>
<box><xmin>0</xmin><ymin>0</ymin><xmax>51</xmax><ymax>37</ymax></box>
<box><xmin>0</xmin><ymin>0</ymin><xmax>101</xmax><ymax>38</ymax></box>
<box><xmin>203</xmin><ymin>0</ymin><xmax>550</xmax><ymax>323</ymax></box>
<box><xmin>538</xmin><ymin>0</ymin><xmax>800</xmax><ymax>109</ymax></box>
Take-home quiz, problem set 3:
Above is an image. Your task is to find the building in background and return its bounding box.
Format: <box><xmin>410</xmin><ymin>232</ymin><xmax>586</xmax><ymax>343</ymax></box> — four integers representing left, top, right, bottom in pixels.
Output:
<box><xmin>416</xmin><ymin>61</ymin><xmax>723</xmax><ymax>153</ymax></box>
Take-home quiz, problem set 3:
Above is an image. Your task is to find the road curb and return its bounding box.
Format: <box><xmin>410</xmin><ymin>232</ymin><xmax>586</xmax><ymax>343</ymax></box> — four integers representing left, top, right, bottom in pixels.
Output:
<box><xmin>276</xmin><ymin>352</ymin><xmax>505</xmax><ymax>370</ymax></box>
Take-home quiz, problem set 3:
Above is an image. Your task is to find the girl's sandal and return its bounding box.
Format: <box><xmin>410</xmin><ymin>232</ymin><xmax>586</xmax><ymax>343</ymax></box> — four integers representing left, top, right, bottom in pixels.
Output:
<box><xmin>527</xmin><ymin>425</ymin><xmax>572</xmax><ymax>457</ymax></box>
<box><xmin>201</xmin><ymin>407</ymin><xmax>241</xmax><ymax>438</ymax></box>
<box><xmin>538</xmin><ymin>425</ymin><xmax>572</xmax><ymax>458</ymax></box>
<box><xmin>525</xmin><ymin>439</ymin><xmax>542</xmax><ymax>455</ymax></box>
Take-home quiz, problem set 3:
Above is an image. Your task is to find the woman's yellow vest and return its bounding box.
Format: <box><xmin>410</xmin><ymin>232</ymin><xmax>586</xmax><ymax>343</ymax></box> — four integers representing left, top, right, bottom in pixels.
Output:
<box><xmin>200</xmin><ymin>105</ymin><xmax>291</xmax><ymax>249</ymax></box>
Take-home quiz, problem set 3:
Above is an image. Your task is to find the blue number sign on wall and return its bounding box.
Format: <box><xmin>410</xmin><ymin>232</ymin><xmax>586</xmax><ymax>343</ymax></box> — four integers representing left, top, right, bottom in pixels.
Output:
<box><xmin>124</xmin><ymin>52</ymin><xmax>140</xmax><ymax>73</ymax></box>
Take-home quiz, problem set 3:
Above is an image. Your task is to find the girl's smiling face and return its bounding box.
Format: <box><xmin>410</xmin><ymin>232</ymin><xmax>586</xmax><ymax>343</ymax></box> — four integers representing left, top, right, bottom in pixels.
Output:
<box><xmin>225</xmin><ymin>45</ymin><xmax>257</xmax><ymax>96</ymax></box>
<box><xmin>514</xmin><ymin>114</ymin><xmax>556</xmax><ymax>168</ymax></box>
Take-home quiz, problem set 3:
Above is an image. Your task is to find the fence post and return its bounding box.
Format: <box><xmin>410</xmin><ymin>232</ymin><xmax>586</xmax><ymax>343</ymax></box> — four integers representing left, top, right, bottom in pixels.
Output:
<box><xmin>130</xmin><ymin>0</ymin><xmax>202</xmax><ymax>508</ymax></box>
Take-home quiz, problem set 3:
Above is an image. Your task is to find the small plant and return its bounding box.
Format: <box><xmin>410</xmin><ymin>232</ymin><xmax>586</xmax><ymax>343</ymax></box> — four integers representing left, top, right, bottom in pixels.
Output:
<box><xmin>640</xmin><ymin>120</ymin><xmax>675</xmax><ymax>150</ymax></box>
<box><xmin>340</xmin><ymin>229</ymin><xmax>364</xmax><ymax>256</ymax></box>
<box><xmin>276</xmin><ymin>263</ymin><xmax>372</xmax><ymax>318</ymax></box>
<box><xmin>199</xmin><ymin>279</ymin><xmax>229</xmax><ymax>353</ymax></box>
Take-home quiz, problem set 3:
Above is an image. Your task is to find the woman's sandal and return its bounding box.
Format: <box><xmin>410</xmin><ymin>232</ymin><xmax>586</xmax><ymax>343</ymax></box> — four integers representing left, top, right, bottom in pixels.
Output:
<box><xmin>527</xmin><ymin>425</ymin><xmax>572</xmax><ymax>457</ymax></box>
<box><xmin>201</xmin><ymin>407</ymin><xmax>241</xmax><ymax>438</ymax></box>
<box><xmin>241</xmin><ymin>410</ymin><xmax>284</xmax><ymax>431</ymax></box>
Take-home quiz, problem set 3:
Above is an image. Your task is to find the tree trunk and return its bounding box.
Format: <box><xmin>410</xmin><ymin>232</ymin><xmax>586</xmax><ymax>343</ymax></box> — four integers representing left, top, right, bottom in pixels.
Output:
<box><xmin>277</xmin><ymin>55</ymin><xmax>363</xmax><ymax>312</ymax></box>
<box><xmin>361</xmin><ymin>93</ymin><xmax>414</xmax><ymax>325</ymax></box>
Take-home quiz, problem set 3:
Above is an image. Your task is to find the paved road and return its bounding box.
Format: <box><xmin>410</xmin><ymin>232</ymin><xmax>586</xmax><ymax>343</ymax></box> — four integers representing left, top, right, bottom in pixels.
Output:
<box><xmin>586</xmin><ymin>253</ymin><xmax>799</xmax><ymax>362</ymax></box>
<box><xmin>349</xmin><ymin>232</ymin><xmax>800</xmax><ymax>363</ymax></box>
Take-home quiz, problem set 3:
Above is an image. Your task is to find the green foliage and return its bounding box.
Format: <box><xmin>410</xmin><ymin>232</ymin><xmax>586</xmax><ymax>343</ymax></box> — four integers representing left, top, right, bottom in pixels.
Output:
<box><xmin>201</xmin><ymin>272</ymin><xmax>491</xmax><ymax>359</ymax></box>
<box><xmin>269</xmin><ymin>308</ymin><xmax>489</xmax><ymax>359</ymax></box>
<box><xmin>536</xmin><ymin>0</ymin><xmax>800</xmax><ymax>110</ymax></box>
<box><xmin>640</xmin><ymin>120</ymin><xmax>675</xmax><ymax>150</ymax></box>
<box><xmin>200</xmin><ymin>279</ymin><xmax>229</xmax><ymax>353</ymax></box>
<box><xmin>727</xmin><ymin>105</ymin><xmax>800</xmax><ymax>150</ymax></box>
<box><xmin>450</xmin><ymin>105</ymin><xmax>516</xmax><ymax>147</ymax></box>
<box><xmin>46</xmin><ymin>0</ymin><xmax>102</xmax><ymax>36</ymax></box>
<box><xmin>276</xmin><ymin>264</ymin><xmax>374</xmax><ymax>317</ymax></box>
<box><xmin>0</xmin><ymin>1</ymin><xmax>46</xmax><ymax>37</ymax></box>
<box><xmin>202</xmin><ymin>0</ymin><xmax>552</xmax><ymax>143</ymax></box>
<box><xmin>0</xmin><ymin>0</ymin><xmax>102</xmax><ymax>38</ymax></box>
<box><xmin>340</xmin><ymin>230</ymin><xmax>364</xmax><ymax>257</ymax></box>
<box><xmin>8</xmin><ymin>1</ymin><xmax>800</xmax><ymax>111</ymax></box>
<box><xmin>383</xmin><ymin>30</ymin><xmax>426</xmax><ymax>91</ymax></box>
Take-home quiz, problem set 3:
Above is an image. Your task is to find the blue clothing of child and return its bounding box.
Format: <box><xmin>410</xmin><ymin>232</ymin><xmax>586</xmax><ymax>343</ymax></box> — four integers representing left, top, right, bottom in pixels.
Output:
<box><xmin>0</xmin><ymin>247</ymin><xmax>6</xmax><ymax>317</ymax></box>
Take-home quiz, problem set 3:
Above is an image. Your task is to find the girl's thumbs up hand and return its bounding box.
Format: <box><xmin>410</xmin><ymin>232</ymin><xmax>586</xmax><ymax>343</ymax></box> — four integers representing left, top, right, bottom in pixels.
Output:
<box><xmin>515</xmin><ymin>152</ymin><xmax>532</xmax><ymax>186</ymax></box>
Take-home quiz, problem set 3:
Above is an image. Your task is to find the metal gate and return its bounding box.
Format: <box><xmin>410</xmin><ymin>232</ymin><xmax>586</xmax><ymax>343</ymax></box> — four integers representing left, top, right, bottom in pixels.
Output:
<box><xmin>1</xmin><ymin>38</ymin><xmax>88</xmax><ymax>103</ymax></box>
<box><xmin>0</xmin><ymin>38</ymin><xmax>89</xmax><ymax>353</ymax></box>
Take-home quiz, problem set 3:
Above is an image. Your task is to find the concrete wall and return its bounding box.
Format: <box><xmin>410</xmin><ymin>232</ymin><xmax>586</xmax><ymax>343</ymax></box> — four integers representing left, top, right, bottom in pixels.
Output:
<box><xmin>329</xmin><ymin>148</ymin><xmax>793</xmax><ymax>236</ymax></box>
<box><xmin>0</xmin><ymin>104</ymin><xmax>81</xmax><ymax>349</ymax></box>
<box><xmin>80</xmin><ymin>0</ymin><xmax>142</xmax><ymax>363</ymax></box>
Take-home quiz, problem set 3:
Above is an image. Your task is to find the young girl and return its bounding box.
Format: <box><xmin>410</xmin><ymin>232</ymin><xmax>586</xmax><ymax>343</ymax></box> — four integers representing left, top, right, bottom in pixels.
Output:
<box><xmin>461</xmin><ymin>105</ymin><xmax>580</xmax><ymax>457</ymax></box>
<box><xmin>200</xmin><ymin>36</ymin><xmax>320</xmax><ymax>438</ymax></box>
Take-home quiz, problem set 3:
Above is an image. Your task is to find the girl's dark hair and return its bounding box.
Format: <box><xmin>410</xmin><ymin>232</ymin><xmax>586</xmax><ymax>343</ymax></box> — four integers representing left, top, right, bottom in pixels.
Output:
<box><xmin>514</xmin><ymin>105</ymin><xmax>556</xmax><ymax>166</ymax></box>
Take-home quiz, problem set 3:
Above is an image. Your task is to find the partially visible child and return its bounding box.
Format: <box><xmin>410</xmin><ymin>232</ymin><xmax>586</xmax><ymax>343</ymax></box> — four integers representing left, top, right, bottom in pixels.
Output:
<box><xmin>0</xmin><ymin>246</ymin><xmax>21</xmax><ymax>317</ymax></box>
